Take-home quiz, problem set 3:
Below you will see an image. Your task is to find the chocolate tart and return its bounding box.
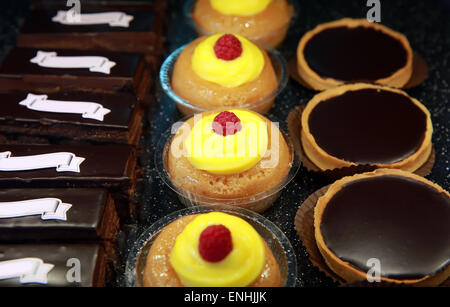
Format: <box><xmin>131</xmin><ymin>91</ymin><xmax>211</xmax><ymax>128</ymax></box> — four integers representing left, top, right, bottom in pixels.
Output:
<box><xmin>301</xmin><ymin>83</ymin><xmax>432</xmax><ymax>172</ymax></box>
<box><xmin>297</xmin><ymin>19</ymin><xmax>413</xmax><ymax>90</ymax></box>
<box><xmin>314</xmin><ymin>169</ymin><xmax>450</xmax><ymax>286</ymax></box>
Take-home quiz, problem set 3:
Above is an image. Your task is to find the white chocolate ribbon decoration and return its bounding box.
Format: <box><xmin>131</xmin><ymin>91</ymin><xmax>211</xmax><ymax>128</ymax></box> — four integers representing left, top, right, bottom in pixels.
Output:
<box><xmin>0</xmin><ymin>151</ymin><xmax>85</xmax><ymax>173</ymax></box>
<box><xmin>52</xmin><ymin>10</ymin><xmax>134</xmax><ymax>27</ymax></box>
<box><xmin>19</xmin><ymin>93</ymin><xmax>111</xmax><ymax>121</ymax></box>
<box><xmin>0</xmin><ymin>198</ymin><xmax>72</xmax><ymax>221</ymax></box>
<box><xmin>30</xmin><ymin>51</ymin><xmax>116</xmax><ymax>74</ymax></box>
<box><xmin>0</xmin><ymin>258</ymin><xmax>54</xmax><ymax>284</ymax></box>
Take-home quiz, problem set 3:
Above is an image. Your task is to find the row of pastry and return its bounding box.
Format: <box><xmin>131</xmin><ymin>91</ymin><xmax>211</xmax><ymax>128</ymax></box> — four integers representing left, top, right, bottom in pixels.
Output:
<box><xmin>137</xmin><ymin>0</ymin><xmax>449</xmax><ymax>287</ymax></box>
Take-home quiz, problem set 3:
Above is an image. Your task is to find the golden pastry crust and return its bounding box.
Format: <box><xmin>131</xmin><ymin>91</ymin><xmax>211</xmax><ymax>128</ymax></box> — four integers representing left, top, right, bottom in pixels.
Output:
<box><xmin>192</xmin><ymin>0</ymin><xmax>293</xmax><ymax>48</ymax></box>
<box><xmin>172</xmin><ymin>36</ymin><xmax>278</xmax><ymax>113</ymax></box>
<box><xmin>143</xmin><ymin>214</ymin><xmax>282</xmax><ymax>287</ymax></box>
<box><xmin>314</xmin><ymin>169</ymin><xmax>450</xmax><ymax>286</ymax></box>
<box><xmin>296</xmin><ymin>18</ymin><xmax>413</xmax><ymax>90</ymax></box>
<box><xmin>300</xmin><ymin>83</ymin><xmax>433</xmax><ymax>172</ymax></box>
<box><xmin>167</xmin><ymin>110</ymin><xmax>292</xmax><ymax>209</ymax></box>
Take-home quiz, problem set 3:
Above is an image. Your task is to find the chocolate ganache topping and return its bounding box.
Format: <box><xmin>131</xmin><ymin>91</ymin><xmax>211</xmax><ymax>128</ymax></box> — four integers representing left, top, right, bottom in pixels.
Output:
<box><xmin>308</xmin><ymin>88</ymin><xmax>427</xmax><ymax>164</ymax></box>
<box><xmin>304</xmin><ymin>26</ymin><xmax>408</xmax><ymax>82</ymax></box>
<box><xmin>320</xmin><ymin>175</ymin><xmax>450</xmax><ymax>280</ymax></box>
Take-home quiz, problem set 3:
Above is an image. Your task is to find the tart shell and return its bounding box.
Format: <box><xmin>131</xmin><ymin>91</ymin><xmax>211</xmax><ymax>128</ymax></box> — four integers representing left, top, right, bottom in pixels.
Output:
<box><xmin>296</xmin><ymin>18</ymin><xmax>413</xmax><ymax>90</ymax></box>
<box><xmin>300</xmin><ymin>83</ymin><xmax>433</xmax><ymax>172</ymax></box>
<box><xmin>313</xmin><ymin>169</ymin><xmax>450</xmax><ymax>286</ymax></box>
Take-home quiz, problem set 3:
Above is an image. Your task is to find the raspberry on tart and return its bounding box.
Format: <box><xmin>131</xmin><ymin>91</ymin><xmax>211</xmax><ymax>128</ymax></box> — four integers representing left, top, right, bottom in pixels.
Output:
<box><xmin>212</xmin><ymin>111</ymin><xmax>242</xmax><ymax>136</ymax></box>
<box><xmin>214</xmin><ymin>34</ymin><xmax>243</xmax><ymax>61</ymax></box>
<box><xmin>198</xmin><ymin>224</ymin><xmax>233</xmax><ymax>262</ymax></box>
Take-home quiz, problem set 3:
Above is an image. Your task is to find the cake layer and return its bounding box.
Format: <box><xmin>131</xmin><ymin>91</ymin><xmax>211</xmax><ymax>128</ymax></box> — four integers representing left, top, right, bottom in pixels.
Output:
<box><xmin>18</xmin><ymin>0</ymin><xmax>165</xmax><ymax>54</ymax></box>
<box><xmin>0</xmin><ymin>243</ymin><xmax>106</xmax><ymax>286</ymax></box>
<box><xmin>0</xmin><ymin>188</ymin><xmax>118</xmax><ymax>242</ymax></box>
<box><xmin>0</xmin><ymin>48</ymin><xmax>152</xmax><ymax>102</ymax></box>
<box><xmin>320</xmin><ymin>174</ymin><xmax>450</xmax><ymax>280</ymax></box>
<box><xmin>0</xmin><ymin>90</ymin><xmax>143</xmax><ymax>145</ymax></box>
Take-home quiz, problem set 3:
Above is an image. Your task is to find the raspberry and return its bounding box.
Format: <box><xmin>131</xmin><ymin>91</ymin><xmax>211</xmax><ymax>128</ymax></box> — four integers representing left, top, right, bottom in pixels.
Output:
<box><xmin>214</xmin><ymin>34</ymin><xmax>243</xmax><ymax>61</ymax></box>
<box><xmin>198</xmin><ymin>225</ymin><xmax>233</xmax><ymax>262</ymax></box>
<box><xmin>212</xmin><ymin>111</ymin><xmax>242</xmax><ymax>136</ymax></box>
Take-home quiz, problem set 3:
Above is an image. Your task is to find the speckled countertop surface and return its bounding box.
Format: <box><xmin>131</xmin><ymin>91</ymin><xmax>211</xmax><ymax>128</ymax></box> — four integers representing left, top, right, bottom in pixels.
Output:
<box><xmin>0</xmin><ymin>0</ymin><xmax>448</xmax><ymax>287</ymax></box>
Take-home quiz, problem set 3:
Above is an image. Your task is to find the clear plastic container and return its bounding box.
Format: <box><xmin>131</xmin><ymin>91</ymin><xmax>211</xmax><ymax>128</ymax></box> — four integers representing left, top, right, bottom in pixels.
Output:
<box><xmin>183</xmin><ymin>0</ymin><xmax>293</xmax><ymax>49</ymax></box>
<box><xmin>125</xmin><ymin>205</ymin><xmax>297</xmax><ymax>287</ymax></box>
<box><xmin>154</xmin><ymin>112</ymin><xmax>300</xmax><ymax>213</ymax></box>
<box><xmin>160</xmin><ymin>44</ymin><xmax>289</xmax><ymax>117</ymax></box>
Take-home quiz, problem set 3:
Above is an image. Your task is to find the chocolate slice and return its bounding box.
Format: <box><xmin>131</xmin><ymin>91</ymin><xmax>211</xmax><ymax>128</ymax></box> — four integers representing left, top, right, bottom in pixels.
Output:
<box><xmin>0</xmin><ymin>188</ymin><xmax>118</xmax><ymax>242</ymax></box>
<box><xmin>304</xmin><ymin>26</ymin><xmax>408</xmax><ymax>82</ymax></box>
<box><xmin>0</xmin><ymin>90</ymin><xmax>143</xmax><ymax>144</ymax></box>
<box><xmin>0</xmin><ymin>144</ymin><xmax>136</xmax><ymax>217</ymax></box>
<box><xmin>18</xmin><ymin>1</ymin><xmax>165</xmax><ymax>54</ymax></box>
<box><xmin>320</xmin><ymin>175</ymin><xmax>450</xmax><ymax>280</ymax></box>
<box><xmin>0</xmin><ymin>48</ymin><xmax>152</xmax><ymax>102</ymax></box>
<box><xmin>308</xmin><ymin>88</ymin><xmax>428</xmax><ymax>164</ymax></box>
<box><xmin>0</xmin><ymin>243</ymin><xmax>106</xmax><ymax>286</ymax></box>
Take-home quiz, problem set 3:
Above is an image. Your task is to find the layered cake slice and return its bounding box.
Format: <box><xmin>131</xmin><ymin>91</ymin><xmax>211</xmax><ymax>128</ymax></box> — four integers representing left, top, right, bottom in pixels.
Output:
<box><xmin>0</xmin><ymin>48</ymin><xmax>152</xmax><ymax>102</ymax></box>
<box><xmin>18</xmin><ymin>0</ymin><xmax>166</xmax><ymax>55</ymax></box>
<box><xmin>0</xmin><ymin>144</ymin><xmax>136</xmax><ymax>218</ymax></box>
<box><xmin>0</xmin><ymin>188</ymin><xmax>118</xmax><ymax>243</ymax></box>
<box><xmin>0</xmin><ymin>90</ymin><xmax>144</xmax><ymax>145</ymax></box>
<box><xmin>0</xmin><ymin>243</ymin><xmax>107</xmax><ymax>286</ymax></box>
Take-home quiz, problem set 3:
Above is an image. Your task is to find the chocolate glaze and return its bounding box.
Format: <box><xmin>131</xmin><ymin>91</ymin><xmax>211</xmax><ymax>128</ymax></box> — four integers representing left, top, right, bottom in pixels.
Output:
<box><xmin>304</xmin><ymin>26</ymin><xmax>408</xmax><ymax>81</ymax></box>
<box><xmin>0</xmin><ymin>144</ymin><xmax>133</xmax><ymax>187</ymax></box>
<box><xmin>308</xmin><ymin>88</ymin><xmax>427</xmax><ymax>164</ymax></box>
<box><xmin>0</xmin><ymin>91</ymin><xmax>136</xmax><ymax>129</ymax></box>
<box><xmin>0</xmin><ymin>188</ymin><xmax>112</xmax><ymax>242</ymax></box>
<box><xmin>0</xmin><ymin>48</ymin><xmax>139</xmax><ymax>78</ymax></box>
<box><xmin>0</xmin><ymin>244</ymin><xmax>104</xmax><ymax>286</ymax></box>
<box><xmin>320</xmin><ymin>175</ymin><xmax>450</xmax><ymax>279</ymax></box>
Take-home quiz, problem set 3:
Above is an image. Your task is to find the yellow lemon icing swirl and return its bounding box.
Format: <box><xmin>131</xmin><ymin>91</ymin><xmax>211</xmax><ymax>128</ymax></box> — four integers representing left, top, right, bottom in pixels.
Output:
<box><xmin>191</xmin><ymin>34</ymin><xmax>265</xmax><ymax>88</ymax></box>
<box><xmin>185</xmin><ymin>109</ymin><xmax>268</xmax><ymax>175</ymax></box>
<box><xmin>210</xmin><ymin>0</ymin><xmax>272</xmax><ymax>16</ymax></box>
<box><xmin>169</xmin><ymin>212</ymin><xmax>266</xmax><ymax>287</ymax></box>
